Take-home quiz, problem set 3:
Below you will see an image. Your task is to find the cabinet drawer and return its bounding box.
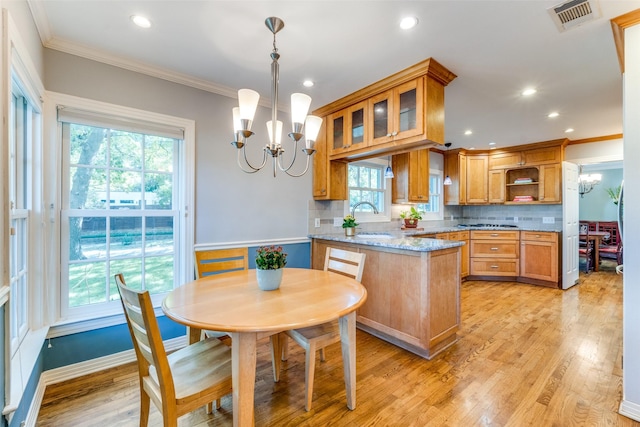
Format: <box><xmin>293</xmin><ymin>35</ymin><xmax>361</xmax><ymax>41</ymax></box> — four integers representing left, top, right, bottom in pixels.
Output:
<box><xmin>471</xmin><ymin>259</ymin><xmax>519</xmax><ymax>276</ymax></box>
<box><xmin>470</xmin><ymin>230</ymin><xmax>519</xmax><ymax>240</ymax></box>
<box><xmin>471</xmin><ymin>241</ymin><xmax>518</xmax><ymax>258</ymax></box>
<box><xmin>436</xmin><ymin>232</ymin><xmax>449</xmax><ymax>239</ymax></box>
<box><xmin>520</xmin><ymin>231</ymin><xmax>557</xmax><ymax>243</ymax></box>
<box><xmin>457</xmin><ymin>230</ymin><xmax>469</xmax><ymax>240</ymax></box>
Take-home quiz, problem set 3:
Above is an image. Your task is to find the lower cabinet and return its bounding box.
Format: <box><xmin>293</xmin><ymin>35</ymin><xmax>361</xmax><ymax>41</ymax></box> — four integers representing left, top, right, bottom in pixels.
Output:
<box><xmin>469</xmin><ymin>230</ymin><xmax>519</xmax><ymax>276</ymax></box>
<box><xmin>520</xmin><ymin>231</ymin><xmax>559</xmax><ymax>284</ymax></box>
<box><xmin>468</xmin><ymin>230</ymin><xmax>560</xmax><ymax>287</ymax></box>
<box><xmin>436</xmin><ymin>231</ymin><xmax>469</xmax><ymax>278</ymax></box>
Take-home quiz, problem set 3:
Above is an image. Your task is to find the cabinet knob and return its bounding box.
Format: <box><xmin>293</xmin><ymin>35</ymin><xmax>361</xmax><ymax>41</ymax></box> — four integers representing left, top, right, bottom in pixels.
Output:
<box><xmin>490</xmin><ymin>265</ymin><xmax>499</xmax><ymax>269</ymax></box>
<box><xmin>540</xmin><ymin>197</ymin><xmax>544</xmax><ymax>200</ymax></box>
<box><xmin>392</xmin><ymin>131</ymin><xmax>398</xmax><ymax>136</ymax></box>
<box><xmin>490</xmin><ymin>233</ymin><xmax>499</xmax><ymax>237</ymax></box>
<box><xmin>490</xmin><ymin>247</ymin><xmax>499</xmax><ymax>251</ymax></box>
<box><xmin>386</xmin><ymin>133</ymin><xmax>392</xmax><ymax>137</ymax></box>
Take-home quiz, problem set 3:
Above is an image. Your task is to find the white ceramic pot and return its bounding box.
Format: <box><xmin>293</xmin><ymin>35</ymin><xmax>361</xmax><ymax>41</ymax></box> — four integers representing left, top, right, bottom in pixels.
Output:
<box><xmin>256</xmin><ymin>268</ymin><xmax>283</xmax><ymax>291</ymax></box>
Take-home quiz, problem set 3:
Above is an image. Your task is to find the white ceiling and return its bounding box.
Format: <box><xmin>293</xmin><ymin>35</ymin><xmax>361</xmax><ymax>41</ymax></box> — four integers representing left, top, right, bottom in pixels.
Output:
<box><xmin>28</xmin><ymin>0</ymin><xmax>640</xmax><ymax>150</ymax></box>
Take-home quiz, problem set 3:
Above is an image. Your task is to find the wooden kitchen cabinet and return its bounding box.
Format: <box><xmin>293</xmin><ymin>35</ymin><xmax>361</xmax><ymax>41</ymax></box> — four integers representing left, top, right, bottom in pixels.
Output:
<box><xmin>520</xmin><ymin>231</ymin><xmax>559</xmax><ymax>286</ymax></box>
<box><xmin>488</xmin><ymin>169</ymin><xmax>505</xmax><ymax>203</ymax></box>
<box><xmin>465</xmin><ymin>154</ymin><xmax>489</xmax><ymax>204</ymax></box>
<box><xmin>444</xmin><ymin>151</ymin><xmax>489</xmax><ymax>205</ymax></box>
<box><xmin>444</xmin><ymin>150</ymin><xmax>466</xmax><ymax>205</ymax></box>
<box><xmin>312</xmin><ymin>120</ymin><xmax>347</xmax><ymax>200</ymax></box>
<box><xmin>392</xmin><ymin>149</ymin><xmax>429</xmax><ymax>203</ymax></box>
<box><xmin>489</xmin><ymin>144</ymin><xmax>562</xmax><ymax>169</ymax></box>
<box><xmin>369</xmin><ymin>78</ymin><xmax>424</xmax><ymax>146</ymax></box>
<box><xmin>538</xmin><ymin>163</ymin><xmax>562</xmax><ymax>203</ymax></box>
<box><xmin>313</xmin><ymin>58</ymin><xmax>456</xmax><ymax>161</ymax></box>
<box><xmin>436</xmin><ymin>231</ymin><xmax>469</xmax><ymax>278</ymax></box>
<box><xmin>470</xmin><ymin>230</ymin><xmax>520</xmax><ymax>277</ymax></box>
<box><xmin>327</xmin><ymin>100</ymin><xmax>369</xmax><ymax>157</ymax></box>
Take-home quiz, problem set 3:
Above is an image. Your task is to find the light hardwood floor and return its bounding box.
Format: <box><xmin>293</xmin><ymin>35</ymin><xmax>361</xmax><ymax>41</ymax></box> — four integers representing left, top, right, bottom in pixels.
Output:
<box><xmin>37</xmin><ymin>262</ymin><xmax>638</xmax><ymax>426</ymax></box>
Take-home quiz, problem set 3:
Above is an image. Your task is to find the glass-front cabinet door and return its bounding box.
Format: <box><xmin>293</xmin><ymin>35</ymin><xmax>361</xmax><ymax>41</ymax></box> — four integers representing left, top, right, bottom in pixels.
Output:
<box><xmin>328</xmin><ymin>101</ymin><xmax>368</xmax><ymax>156</ymax></box>
<box><xmin>393</xmin><ymin>78</ymin><xmax>424</xmax><ymax>141</ymax></box>
<box><xmin>369</xmin><ymin>77</ymin><xmax>424</xmax><ymax>146</ymax></box>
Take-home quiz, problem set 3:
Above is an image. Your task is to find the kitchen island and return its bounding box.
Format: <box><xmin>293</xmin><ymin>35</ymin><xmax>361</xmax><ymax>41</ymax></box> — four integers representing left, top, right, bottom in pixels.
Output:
<box><xmin>310</xmin><ymin>232</ymin><xmax>464</xmax><ymax>360</ymax></box>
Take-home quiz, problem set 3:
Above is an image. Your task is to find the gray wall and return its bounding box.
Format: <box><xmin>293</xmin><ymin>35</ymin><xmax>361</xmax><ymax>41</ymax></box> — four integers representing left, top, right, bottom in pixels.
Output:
<box><xmin>44</xmin><ymin>49</ymin><xmax>312</xmax><ymax>244</ymax></box>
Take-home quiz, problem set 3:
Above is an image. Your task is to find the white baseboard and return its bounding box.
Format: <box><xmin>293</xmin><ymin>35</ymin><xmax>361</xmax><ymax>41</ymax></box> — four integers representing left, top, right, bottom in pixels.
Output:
<box><xmin>24</xmin><ymin>335</ymin><xmax>186</xmax><ymax>427</ymax></box>
<box><xmin>620</xmin><ymin>399</ymin><xmax>640</xmax><ymax>422</ymax></box>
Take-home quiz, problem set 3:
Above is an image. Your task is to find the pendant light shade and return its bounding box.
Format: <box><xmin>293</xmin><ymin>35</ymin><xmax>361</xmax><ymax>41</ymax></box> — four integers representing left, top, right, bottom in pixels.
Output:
<box><xmin>444</xmin><ymin>175</ymin><xmax>453</xmax><ymax>185</ymax></box>
<box><xmin>385</xmin><ymin>157</ymin><xmax>394</xmax><ymax>179</ymax></box>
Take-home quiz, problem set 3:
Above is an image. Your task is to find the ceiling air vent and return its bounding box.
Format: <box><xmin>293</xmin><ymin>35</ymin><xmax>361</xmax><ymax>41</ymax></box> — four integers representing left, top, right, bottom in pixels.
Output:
<box><xmin>547</xmin><ymin>0</ymin><xmax>601</xmax><ymax>32</ymax></box>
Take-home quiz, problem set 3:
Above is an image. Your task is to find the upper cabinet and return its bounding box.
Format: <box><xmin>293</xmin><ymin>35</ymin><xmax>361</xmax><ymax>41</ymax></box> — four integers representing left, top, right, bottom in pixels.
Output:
<box><xmin>314</xmin><ymin>58</ymin><xmax>456</xmax><ymax>161</ymax></box>
<box><xmin>392</xmin><ymin>149</ymin><xmax>430</xmax><ymax>203</ymax></box>
<box><xmin>444</xmin><ymin>140</ymin><xmax>566</xmax><ymax>206</ymax></box>
<box><xmin>488</xmin><ymin>145</ymin><xmax>562</xmax><ymax>169</ymax></box>
<box><xmin>327</xmin><ymin>100</ymin><xmax>370</xmax><ymax>157</ymax></box>
<box><xmin>369</xmin><ymin>78</ymin><xmax>424</xmax><ymax>146</ymax></box>
<box><xmin>312</xmin><ymin>120</ymin><xmax>347</xmax><ymax>200</ymax></box>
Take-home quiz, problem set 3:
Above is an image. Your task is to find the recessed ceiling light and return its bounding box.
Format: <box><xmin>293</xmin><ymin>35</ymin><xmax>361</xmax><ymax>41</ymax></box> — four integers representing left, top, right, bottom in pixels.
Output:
<box><xmin>521</xmin><ymin>88</ymin><xmax>537</xmax><ymax>96</ymax></box>
<box><xmin>400</xmin><ymin>16</ymin><xmax>418</xmax><ymax>30</ymax></box>
<box><xmin>565</xmin><ymin>128</ymin><xmax>574</xmax><ymax>133</ymax></box>
<box><xmin>489</xmin><ymin>142</ymin><xmax>496</xmax><ymax>146</ymax></box>
<box><xmin>303</xmin><ymin>80</ymin><xmax>314</xmax><ymax>88</ymax></box>
<box><xmin>548</xmin><ymin>112</ymin><xmax>559</xmax><ymax>118</ymax></box>
<box><xmin>469</xmin><ymin>147</ymin><xmax>476</xmax><ymax>150</ymax></box>
<box><xmin>131</xmin><ymin>15</ymin><xmax>151</xmax><ymax>28</ymax></box>
<box><xmin>464</xmin><ymin>130</ymin><xmax>473</xmax><ymax>135</ymax></box>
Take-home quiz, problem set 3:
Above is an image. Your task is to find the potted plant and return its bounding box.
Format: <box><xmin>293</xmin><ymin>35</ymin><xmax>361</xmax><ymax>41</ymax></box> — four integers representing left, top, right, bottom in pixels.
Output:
<box><xmin>342</xmin><ymin>215</ymin><xmax>358</xmax><ymax>236</ymax></box>
<box><xmin>606</xmin><ymin>185</ymin><xmax>622</xmax><ymax>205</ymax></box>
<box><xmin>400</xmin><ymin>207</ymin><xmax>422</xmax><ymax>228</ymax></box>
<box><xmin>255</xmin><ymin>245</ymin><xmax>287</xmax><ymax>290</ymax></box>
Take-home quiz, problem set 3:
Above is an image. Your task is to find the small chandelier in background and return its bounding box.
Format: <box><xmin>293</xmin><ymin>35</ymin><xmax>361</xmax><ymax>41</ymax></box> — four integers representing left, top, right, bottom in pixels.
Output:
<box><xmin>578</xmin><ymin>165</ymin><xmax>602</xmax><ymax>198</ymax></box>
<box><xmin>231</xmin><ymin>17</ymin><xmax>322</xmax><ymax>177</ymax></box>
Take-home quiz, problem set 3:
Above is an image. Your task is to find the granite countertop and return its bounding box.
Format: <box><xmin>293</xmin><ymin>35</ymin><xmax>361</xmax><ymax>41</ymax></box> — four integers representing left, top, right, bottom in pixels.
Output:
<box><xmin>309</xmin><ymin>225</ymin><xmax>561</xmax><ymax>252</ymax></box>
<box><xmin>309</xmin><ymin>231</ymin><xmax>465</xmax><ymax>253</ymax></box>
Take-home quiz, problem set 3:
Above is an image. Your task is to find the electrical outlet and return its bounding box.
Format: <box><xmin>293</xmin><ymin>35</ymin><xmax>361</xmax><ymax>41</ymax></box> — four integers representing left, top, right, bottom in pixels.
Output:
<box><xmin>333</xmin><ymin>217</ymin><xmax>342</xmax><ymax>227</ymax></box>
<box><xmin>543</xmin><ymin>217</ymin><xmax>555</xmax><ymax>224</ymax></box>
<box><xmin>513</xmin><ymin>216</ymin><xmax>518</xmax><ymax>223</ymax></box>
<box><xmin>314</xmin><ymin>218</ymin><xmax>321</xmax><ymax>228</ymax></box>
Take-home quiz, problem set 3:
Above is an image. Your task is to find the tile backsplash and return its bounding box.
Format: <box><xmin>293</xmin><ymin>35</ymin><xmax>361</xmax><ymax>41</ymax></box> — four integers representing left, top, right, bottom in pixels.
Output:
<box><xmin>308</xmin><ymin>200</ymin><xmax>563</xmax><ymax>235</ymax></box>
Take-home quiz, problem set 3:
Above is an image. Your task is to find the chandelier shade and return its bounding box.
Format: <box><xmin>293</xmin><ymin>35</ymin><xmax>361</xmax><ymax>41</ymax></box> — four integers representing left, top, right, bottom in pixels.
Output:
<box><xmin>231</xmin><ymin>17</ymin><xmax>321</xmax><ymax>177</ymax></box>
<box><xmin>578</xmin><ymin>165</ymin><xmax>602</xmax><ymax>198</ymax></box>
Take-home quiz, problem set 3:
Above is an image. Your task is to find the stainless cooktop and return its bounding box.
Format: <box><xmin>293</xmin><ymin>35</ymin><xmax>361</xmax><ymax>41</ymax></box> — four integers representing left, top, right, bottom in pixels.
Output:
<box><xmin>457</xmin><ymin>224</ymin><xmax>519</xmax><ymax>229</ymax></box>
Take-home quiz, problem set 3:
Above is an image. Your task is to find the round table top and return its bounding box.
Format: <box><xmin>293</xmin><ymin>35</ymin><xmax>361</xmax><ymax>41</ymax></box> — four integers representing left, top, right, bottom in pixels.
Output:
<box><xmin>162</xmin><ymin>268</ymin><xmax>368</xmax><ymax>333</ymax></box>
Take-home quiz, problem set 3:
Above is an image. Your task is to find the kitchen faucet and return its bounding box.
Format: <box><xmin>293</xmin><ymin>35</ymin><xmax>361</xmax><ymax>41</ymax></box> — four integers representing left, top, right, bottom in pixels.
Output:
<box><xmin>351</xmin><ymin>201</ymin><xmax>379</xmax><ymax>219</ymax></box>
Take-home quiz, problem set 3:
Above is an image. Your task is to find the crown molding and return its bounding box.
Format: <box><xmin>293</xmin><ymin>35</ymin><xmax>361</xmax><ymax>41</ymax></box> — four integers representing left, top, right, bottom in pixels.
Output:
<box><xmin>44</xmin><ymin>37</ymin><xmax>241</xmax><ymax>99</ymax></box>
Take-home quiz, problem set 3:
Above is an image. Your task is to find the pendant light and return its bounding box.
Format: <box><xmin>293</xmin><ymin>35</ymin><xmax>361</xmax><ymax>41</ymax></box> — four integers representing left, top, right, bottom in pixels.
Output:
<box><xmin>385</xmin><ymin>156</ymin><xmax>394</xmax><ymax>179</ymax></box>
<box><xmin>443</xmin><ymin>142</ymin><xmax>452</xmax><ymax>185</ymax></box>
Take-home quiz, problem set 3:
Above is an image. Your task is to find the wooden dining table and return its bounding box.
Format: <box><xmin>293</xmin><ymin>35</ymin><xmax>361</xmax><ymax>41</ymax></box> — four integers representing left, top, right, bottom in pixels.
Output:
<box><xmin>580</xmin><ymin>231</ymin><xmax>610</xmax><ymax>272</ymax></box>
<box><xmin>162</xmin><ymin>267</ymin><xmax>367</xmax><ymax>427</ymax></box>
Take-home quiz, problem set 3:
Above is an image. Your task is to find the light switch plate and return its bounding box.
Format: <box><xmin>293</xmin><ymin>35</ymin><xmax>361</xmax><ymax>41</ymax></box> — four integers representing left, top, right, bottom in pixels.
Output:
<box><xmin>543</xmin><ymin>217</ymin><xmax>555</xmax><ymax>224</ymax></box>
<box><xmin>314</xmin><ymin>218</ymin><xmax>321</xmax><ymax>228</ymax></box>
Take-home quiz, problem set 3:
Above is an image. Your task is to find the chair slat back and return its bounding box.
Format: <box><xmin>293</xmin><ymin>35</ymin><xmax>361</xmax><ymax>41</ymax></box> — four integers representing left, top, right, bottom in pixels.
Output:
<box><xmin>114</xmin><ymin>273</ymin><xmax>175</xmax><ymax>396</ymax></box>
<box><xmin>195</xmin><ymin>248</ymin><xmax>248</xmax><ymax>278</ymax></box>
<box><xmin>597</xmin><ymin>221</ymin><xmax>620</xmax><ymax>246</ymax></box>
<box><xmin>324</xmin><ymin>247</ymin><xmax>366</xmax><ymax>282</ymax></box>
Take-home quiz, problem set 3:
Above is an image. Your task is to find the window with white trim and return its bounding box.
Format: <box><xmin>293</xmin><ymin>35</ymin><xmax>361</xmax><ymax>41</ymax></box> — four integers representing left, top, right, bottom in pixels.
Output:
<box><xmin>346</xmin><ymin>159</ymin><xmax>391</xmax><ymax>222</ymax></box>
<box><xmin>9</xmin><ymin>81</ymin><xmax>36</xmax><ymax>357</ymax></box>
<box><xmin>416</xmin><ymin>170</ymin><xmax>444</xmax><ymax>220</ymax></box>
<box><xmin>58</xmin><ymin>104</ymin><xmax>192</xmax><ymax>321</ymax></box>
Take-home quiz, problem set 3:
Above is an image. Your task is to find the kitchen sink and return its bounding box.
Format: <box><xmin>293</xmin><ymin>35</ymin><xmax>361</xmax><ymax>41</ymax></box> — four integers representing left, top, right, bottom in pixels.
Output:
<box><xmin>355</xmin><ymin>233</ymin><xmax>395</xmax><ymax>239</ymax></box>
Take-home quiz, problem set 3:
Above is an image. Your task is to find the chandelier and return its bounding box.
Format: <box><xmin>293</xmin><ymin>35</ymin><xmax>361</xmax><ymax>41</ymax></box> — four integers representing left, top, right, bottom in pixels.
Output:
<box><xmin>578</xmin><ymin>166</ymin><xmax>602</xmax><ymax>198</ymax></box>
<box><xmin>231</xmin><ymin>17</ymin><xmax>322</xmax><ymax>177</ymax></box>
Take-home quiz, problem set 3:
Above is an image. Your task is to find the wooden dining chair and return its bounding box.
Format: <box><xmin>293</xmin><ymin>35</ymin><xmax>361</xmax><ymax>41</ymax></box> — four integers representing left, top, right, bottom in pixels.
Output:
<box><xmin>114</xmin><ymin>273</ymin><xmax>233</xmax><ymax>427</ymax></box>
<box><xmin>194</xmin><ymin>248</ymin><xmax>248</xmax><ymax>340</ymax></box>
<box><xmin>579</xmin><ymin>227</ymin><xmax>594</xmax><ymax>273</ymax></box>
<box><xmin>283</xmin><ymin>247</ymin><xmax>366</xmax><ymax>411</ymax></box>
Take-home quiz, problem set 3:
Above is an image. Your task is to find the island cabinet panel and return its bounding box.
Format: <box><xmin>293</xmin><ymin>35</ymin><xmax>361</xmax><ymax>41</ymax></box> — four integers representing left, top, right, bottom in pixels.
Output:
<box><xmin>311</xmin><ymin>239</ymin><xmax>461</xmax><ymax>359</ymax></box>
<box><xmin>520</xmin><ymin>231</ymin><xmax>559</xmax><ymax>286</ymax></box>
